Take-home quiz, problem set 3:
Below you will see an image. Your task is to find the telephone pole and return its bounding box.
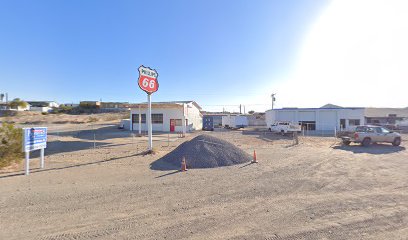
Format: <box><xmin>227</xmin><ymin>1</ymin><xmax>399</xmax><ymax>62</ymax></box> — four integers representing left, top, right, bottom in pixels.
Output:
<box><xmin>271</xmin><ymin>93</ymin><xmax>276</xmax><ymax>109</ymax></box>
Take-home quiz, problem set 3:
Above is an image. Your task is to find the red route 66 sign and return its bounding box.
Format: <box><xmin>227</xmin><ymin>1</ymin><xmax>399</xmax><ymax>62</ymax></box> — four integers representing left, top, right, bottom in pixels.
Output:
<box><xmin>138</xmin><ymin>65</ymin><xmax>159</xmax><ymax>94</ymax></box>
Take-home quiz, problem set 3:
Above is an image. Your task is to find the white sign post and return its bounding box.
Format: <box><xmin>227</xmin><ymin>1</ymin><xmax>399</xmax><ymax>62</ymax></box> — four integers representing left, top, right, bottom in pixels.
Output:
<box><xmin>138</xmin><ymin>65</ymin><xmax>159</xmax><ymax>152</ymax></box>
<box><xmin>147</xmin><ymin>94</ymin><xmax>153</xmax><ymax>150</ymax></box>
<box><xmin>23</xmin><ymin>127</ymin><xmax>47</xmax><ymax>175</ymax></box>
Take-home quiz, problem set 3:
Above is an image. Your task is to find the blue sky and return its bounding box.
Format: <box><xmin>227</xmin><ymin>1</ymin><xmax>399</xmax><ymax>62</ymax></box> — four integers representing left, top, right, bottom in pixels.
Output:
<box><xmin>0</xmin><ymin>0</ymin><xmax>330</xmax><ymax>112</ymax></box>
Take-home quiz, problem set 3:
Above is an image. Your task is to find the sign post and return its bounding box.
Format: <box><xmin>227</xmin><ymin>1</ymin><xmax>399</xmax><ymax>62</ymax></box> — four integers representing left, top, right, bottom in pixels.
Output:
<box><xmin>138</xmin><ymin>65</ymin><xmax>159</xmax><ymax>152</ymax></box>
<box><xmin>22</xmin><ymin>127</ymin><xmax>47</xmax><ymax>175</ymax></box>
<box><xmin>147</xmin><ymin>94</ymin><xmax>153</xmax><ymax>150</ymax></box>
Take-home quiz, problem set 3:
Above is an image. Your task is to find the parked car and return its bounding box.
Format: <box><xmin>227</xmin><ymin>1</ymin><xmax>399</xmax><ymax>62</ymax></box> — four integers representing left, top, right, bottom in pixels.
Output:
<box><xmin>269</xmin><ymin>121</ymin><xmax>301</xmax><ymax>135</ymax></box>
<box><xmin>341</xmin><ymin>125</ymin><xmax>402</xmax><ymax>147</ymax></box>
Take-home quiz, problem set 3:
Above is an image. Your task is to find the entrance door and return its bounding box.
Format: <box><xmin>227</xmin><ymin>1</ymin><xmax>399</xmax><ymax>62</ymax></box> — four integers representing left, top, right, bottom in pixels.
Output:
<box><xmin>340</xmin><ymin>119</ymin><xmax>346</xmax><ymax>130</ymax></box>
<box><xmin>170</xmin><ymin>119</ymin><xmax>176</xmax><ymax>132</ymax></box>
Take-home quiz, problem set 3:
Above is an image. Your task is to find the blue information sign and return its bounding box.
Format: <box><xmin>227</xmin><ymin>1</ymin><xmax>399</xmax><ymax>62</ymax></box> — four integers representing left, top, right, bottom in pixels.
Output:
<box><xmin>23</xmin><ymin>127</ymin><xmax>47</xmax><ymax>152</ymax></box>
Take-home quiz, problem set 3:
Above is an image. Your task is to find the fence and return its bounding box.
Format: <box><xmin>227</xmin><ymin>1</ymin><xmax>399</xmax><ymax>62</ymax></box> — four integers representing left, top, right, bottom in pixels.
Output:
<box><xmin>300</xmin><ymin>123</ymin><xmax>338</xmax><ymax>137</ymax></box>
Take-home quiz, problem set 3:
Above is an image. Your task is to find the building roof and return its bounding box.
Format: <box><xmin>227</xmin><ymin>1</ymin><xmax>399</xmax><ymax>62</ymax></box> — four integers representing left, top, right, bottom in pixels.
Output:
<box><xmin>129</xmin><ymin>101</ymin><xmax>202</xmax><ymax>110</ymax></box>
<box><xmin>269</xmin><ymin>107</ymin><xmax>364</xmax><ymax>111</ymax></box>
<box><xmin>320</xmin><ymin>103</ymin><xmax>343</xmax><ymax>108</ymax></box>
<box><xmin>27</xmin><ymin>101</ymin><xmax>57</xmax><ymax>103</ymax></box>
<box><xmin>365</xmin><ymin>108</ymin><xmax>408</xmax><ymax>118</ymax></box>
<box><xmin>26</xmin><ymin>101</ymin><xmax>56</xmax><ymax>107</ymax></box>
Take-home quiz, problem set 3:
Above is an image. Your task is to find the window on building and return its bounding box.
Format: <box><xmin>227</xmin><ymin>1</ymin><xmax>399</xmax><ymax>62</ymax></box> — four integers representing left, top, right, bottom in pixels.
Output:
<box><xmin>349</xmin><ymin>119</ymin><xmax>360</xmax><ymax>126</ymax></box>
<box><xmin>151</xmin><ymin>114</ymin><xmax>163</xmax><ymax>124</ymax></box>
<box><xmin>132</xmin><ymin>114</ymin><xmax>146</xmax><ymax>123</ymax></box>
<box><xmin>175</xmin><ymin>119</ymin><xmax>182</xmax><ymax>126</ymax></box>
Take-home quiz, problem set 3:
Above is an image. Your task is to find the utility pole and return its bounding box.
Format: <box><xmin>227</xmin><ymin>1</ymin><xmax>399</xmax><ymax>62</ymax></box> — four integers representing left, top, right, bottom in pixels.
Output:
<box><xmin>239</xmin><ymin>104</ymin><xmax>242</xmax><ymax>114</ymax></box>
<box><xmin>271</xmin><ymin>93</ymin><xmax>276</xmax><ymax>109</ymax></box>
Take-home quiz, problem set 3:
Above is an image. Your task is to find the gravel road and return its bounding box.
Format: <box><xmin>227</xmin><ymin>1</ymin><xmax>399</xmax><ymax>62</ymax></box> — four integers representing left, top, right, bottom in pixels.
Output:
<box><xmin>0</xmin><ymin>128</ymin><xmax>407</xmax><ymax>240</ymax></box>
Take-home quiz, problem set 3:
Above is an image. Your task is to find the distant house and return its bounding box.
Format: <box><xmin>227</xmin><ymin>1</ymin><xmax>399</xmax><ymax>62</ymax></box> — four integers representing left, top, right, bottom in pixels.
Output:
<box><xmin>100</xmin><ymin>102</ymin><xmax>130</xmax><ymax>109</ymax></box>
<box><xmin>0</xmin><ymin>102</ymin><xmax>9</xmax><ymax>111</ymax></box>
<box><xmin>64</xmin><ymin>103</ymin><xmax>79</xmax><ymax>108</ymax></box>
<box><xmin>27</xmin><ymin>101</ymin><xmax>59</xmax><ymax>113</ymax></box>
<box><xmin>79</xmin><ymin>101</ymin><xmax>101</xmax><ymax>108</ymax></box>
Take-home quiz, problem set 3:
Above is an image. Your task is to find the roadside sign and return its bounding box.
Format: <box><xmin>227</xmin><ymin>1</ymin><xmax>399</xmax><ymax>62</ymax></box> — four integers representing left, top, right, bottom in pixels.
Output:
<box><xmin>138</xmin><ymin>65</ymin><xmax>159</xmax><ymax>94</ymax></box>
<box><xmin>23</xmin><ymin>127</ymin><xmax>47</xmax><ymax>152</ymax></box>
<box><xmin>138</xmin><ymin>65</ymin><xmax>159</xmax><ymax>151</ymax></box>
<box><xmin>22</xmin><ymin>127</ymin><xmax>47</xmax><ymax>175</ymax></box>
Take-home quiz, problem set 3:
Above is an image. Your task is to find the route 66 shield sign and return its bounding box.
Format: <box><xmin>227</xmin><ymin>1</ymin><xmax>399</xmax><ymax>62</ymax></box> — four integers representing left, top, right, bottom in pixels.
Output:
<box><xmin>138</xmin><ymin>65</ymin><xmax>159</xmax><ymax>94</ymax></box>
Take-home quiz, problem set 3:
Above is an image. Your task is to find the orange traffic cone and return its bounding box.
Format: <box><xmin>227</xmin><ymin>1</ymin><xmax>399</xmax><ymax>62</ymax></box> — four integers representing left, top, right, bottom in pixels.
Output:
<box><xmin>181</xmin><ymin>157</ymin><xmax>188</xmax><ymax>171</ymax></box>
<box><xmin>252</xmin><ymin>150</ymin><xmax>258</xmax><ymax>163</ymax></box>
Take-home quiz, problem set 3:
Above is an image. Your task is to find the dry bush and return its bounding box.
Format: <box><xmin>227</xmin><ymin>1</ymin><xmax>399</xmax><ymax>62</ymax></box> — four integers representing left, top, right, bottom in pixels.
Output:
<box><xmin>87</xmin><ymin>116</ymin><xmax>99</xmax><ymax>123</ymax></box>
<box><xmin>0</xmin><ymin>123</ymin><xmax>23</xmax><ymax>168</ymax></box>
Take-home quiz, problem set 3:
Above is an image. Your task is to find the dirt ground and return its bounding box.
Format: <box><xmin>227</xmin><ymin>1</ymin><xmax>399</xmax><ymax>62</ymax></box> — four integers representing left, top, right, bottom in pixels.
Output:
<box><xmin>0</xmin><ymin>111</ymin><xmax>128</xmax><ymax>127</ymax></box>
<box><xmin>0</xmin><ymin>126</ymin><xmax>407</xmax><ymax>240</ymax></box>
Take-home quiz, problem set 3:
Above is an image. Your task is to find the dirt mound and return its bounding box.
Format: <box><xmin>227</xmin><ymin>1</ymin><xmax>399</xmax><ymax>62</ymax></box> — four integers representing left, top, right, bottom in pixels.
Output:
<box><xmin>156</xmin><ymin>134</ymin><xmax>251</xmax><ymax>169</ymax></box>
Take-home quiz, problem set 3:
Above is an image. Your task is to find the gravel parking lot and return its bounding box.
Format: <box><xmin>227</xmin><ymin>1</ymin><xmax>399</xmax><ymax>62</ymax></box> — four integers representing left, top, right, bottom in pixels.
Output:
<box><xmin>1</xmin><ymin>127</ymin><xmax>407</xmax><ymax>240</ymax></box>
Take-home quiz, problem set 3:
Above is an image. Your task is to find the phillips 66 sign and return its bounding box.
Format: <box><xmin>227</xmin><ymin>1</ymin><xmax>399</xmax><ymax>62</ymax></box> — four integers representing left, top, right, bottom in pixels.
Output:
<box><xmin>138</xmin><ymin>65</ymin><xmax>159</xmax><ymax>94</ymax></box>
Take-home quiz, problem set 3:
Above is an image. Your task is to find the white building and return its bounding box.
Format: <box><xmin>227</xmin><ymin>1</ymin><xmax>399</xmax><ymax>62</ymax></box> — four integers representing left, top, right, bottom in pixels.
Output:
<box><xmin>64</xmin><ymin>103</ymin><xmax>79</xmax><ymax>108</ymax></box>
<box><xmin>128</xmin><ymin>101</ymin><xmax>203</xmax><ymax>133</ymax></box>
<box><xmin>266</xmin><ymin>105</ymin><xmax>365</xmax><ymax>131</ymax></box>
<box><xmin>266</xmin><ymin>104</ymin><xmax>408</xmax><ymax>132</ymax></box>
<box><xmin>27</xmin><ymin>101</ymin><xmax>59</xmax><ymax>113</ymax></box>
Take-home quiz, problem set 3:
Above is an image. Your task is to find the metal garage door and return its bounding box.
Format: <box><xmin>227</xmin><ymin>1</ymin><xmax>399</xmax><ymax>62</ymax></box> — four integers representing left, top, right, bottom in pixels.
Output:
<box><xmin>276</xmin><ymin>111</ymin><xmax>296</xmax><ymax>122</ymax></box>
<box><xmin>319</xmin><ymin>111</ymin><xmax>337</xmax><ymax>130</ymax></box>
<box><xmin>298</xmin><ymin>111</ymin><xmax>316</xmax><ymax>121</ymax></box>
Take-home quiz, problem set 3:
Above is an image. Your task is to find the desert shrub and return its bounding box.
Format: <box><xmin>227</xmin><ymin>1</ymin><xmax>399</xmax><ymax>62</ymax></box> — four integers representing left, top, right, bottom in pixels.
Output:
<box><xmin>41</xmin><ymin>112</ymin><xmax>48</xmax><ymax>115</ymax></box>
<box><xmin>0</xmin><ymin>123</ymin><xmax>23</xmax><ymax>168</ymax></box>
<box><xmin>9</xmin><ymin>98</ymin><xmax>28</xmax><ymax>110</ymax></box>
<box><xmin>87</xmin><ymin>116</ymin><xmax>99</xmax><ymax>123</ymax></box>
<box><xmin>52</xmin><ymin>105</ymin><xmax>73</xmax><ymax>114</ymax></box>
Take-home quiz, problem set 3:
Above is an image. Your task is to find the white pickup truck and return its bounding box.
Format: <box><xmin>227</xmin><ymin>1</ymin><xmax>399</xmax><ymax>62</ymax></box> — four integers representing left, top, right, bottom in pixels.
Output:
<box><xmin>269</xmin><ymin>122</ymin><xmax>302</xmax><ymax>135</ymax></box>
<box><xmin>341</xmin><ymin>125</ymin><xmax>402</xmax><ymax>147</ymax></box>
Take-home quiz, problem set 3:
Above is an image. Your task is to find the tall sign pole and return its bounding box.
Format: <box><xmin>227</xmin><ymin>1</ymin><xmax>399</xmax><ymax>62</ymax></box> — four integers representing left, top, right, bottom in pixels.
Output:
<box><xmin>138</xmin><ymin>65</ymin><xmax>159</xmax><ymax>152</ymax></box>
<box><xmin>147</xmin><ymin>94</ymin><xmax>153</xmax><ymax>150</ymax></box>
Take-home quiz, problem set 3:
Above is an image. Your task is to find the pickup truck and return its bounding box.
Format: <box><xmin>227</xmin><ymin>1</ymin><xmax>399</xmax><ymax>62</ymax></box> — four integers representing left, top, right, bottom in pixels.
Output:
<box><xmin>269</xmin><ymin>122</ymin><xmax>302</xmax><ymax>135</ymax></box>
<box><xmin>341</xmin><ymin>125</ymin><xmax>402</xmax><ymax>147</ymax></box>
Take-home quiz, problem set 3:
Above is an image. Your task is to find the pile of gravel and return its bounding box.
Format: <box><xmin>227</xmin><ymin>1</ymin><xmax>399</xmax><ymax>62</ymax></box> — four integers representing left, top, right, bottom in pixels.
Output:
<box><xmin>159</xmin><ymin>134</ymin><xmax>252</xmax><ymax>169</ymax></box>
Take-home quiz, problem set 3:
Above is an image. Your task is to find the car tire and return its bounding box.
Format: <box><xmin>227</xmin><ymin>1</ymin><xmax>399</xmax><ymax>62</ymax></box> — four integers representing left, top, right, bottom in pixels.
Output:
<box><xmin>362</xmin><ymin>138</ymin><xmax>371</xmax><ymax>147</ymax></box>
<box><xmin>392</xmin><ymin>137</ymin><xmax>401</xmax><ymax>146</ymax></box>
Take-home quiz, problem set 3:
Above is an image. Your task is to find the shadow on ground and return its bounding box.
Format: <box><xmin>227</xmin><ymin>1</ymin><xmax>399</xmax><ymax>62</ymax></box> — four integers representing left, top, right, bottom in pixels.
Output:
<box><xmin>241</xmin><ymin>130</ymin><xmax>292</xmax><ymax>142</ymax></box>
<box><xmin>48</xmin><ymin>125</ymin><xmax>131</xmax><ymax>141</ymax></box>
<box><xmin>28</xmin><ymin>140</ymin><xmax>117</xmax><ymax>158</ymax></box>
<box><xmin>333</xmin><ymin>144</ymin><xmax>406</xmax><ymax>154</ymax></box>
<box><xmin>0</xmin><ymin>152</ymin><xmax>146</xmax><ymax>179</ymax></box>
<box><xmin>48</xmin><ymin>125</ymin><xmax>179</xmax><ymax>142</ymax></box>
<box><xmin>150</xmin><ymin>157</ymin><xmax>180</xmax><ymax>171</ymax></box>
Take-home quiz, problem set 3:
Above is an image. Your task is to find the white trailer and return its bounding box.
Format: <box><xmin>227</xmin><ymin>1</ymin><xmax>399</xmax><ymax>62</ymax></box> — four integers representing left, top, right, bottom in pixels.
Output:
<box><xmin>265</xmin><ymin>110</ymin><xmax>276</xmax><ymax>128</ymax></box>
<box><xmin>222</xmin><ymin>115</ymin><xmax>248</xmax><ymax>129</ymax></box>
